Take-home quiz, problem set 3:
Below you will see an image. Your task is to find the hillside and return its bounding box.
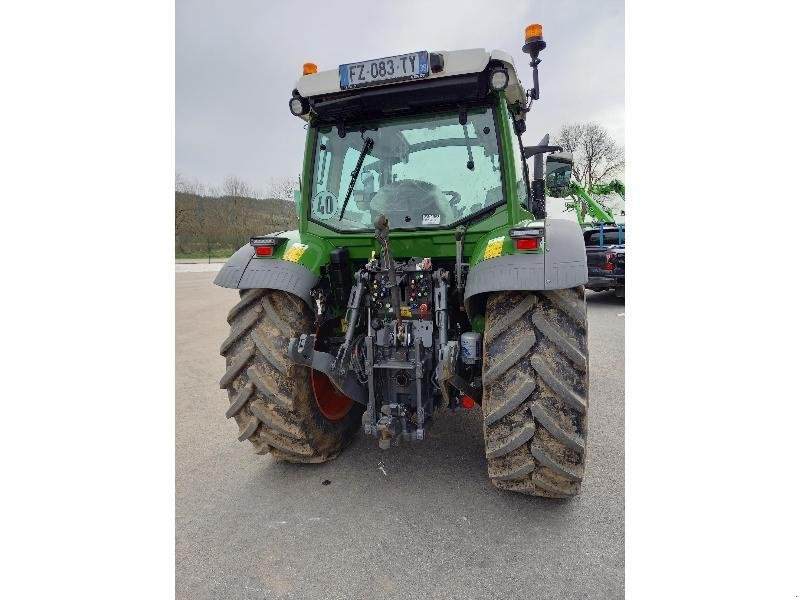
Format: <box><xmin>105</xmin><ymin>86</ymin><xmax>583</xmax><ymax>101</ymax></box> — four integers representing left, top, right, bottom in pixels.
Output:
<box><xmin>175</xmin><ymin>192</ymin><xmax>297</xmax><ymax>258</ymax></box>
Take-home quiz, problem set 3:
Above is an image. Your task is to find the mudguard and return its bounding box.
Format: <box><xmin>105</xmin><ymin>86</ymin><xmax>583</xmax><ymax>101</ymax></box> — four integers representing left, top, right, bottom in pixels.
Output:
<box><xmin>213</xmin><ymin>232</ymin><xmax>325</xmax><ymax>309</ymax></box>
<box><xmin>464</xmin><ymin>218</ymin><xmax>587</xmax><ymax>314</ymax></box>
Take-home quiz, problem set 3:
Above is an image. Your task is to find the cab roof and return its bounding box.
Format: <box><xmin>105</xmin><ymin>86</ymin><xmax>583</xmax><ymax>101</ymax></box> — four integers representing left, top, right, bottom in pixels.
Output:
<box><xmin>293</xmin><ymin>48</ymin><xmax>527</xmax><ymax>123</ymax></box>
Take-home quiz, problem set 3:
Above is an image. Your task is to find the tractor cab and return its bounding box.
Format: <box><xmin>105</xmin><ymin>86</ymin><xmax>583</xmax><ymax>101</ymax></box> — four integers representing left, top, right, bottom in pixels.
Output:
<box><xmin>289</xmin><ymin>48</ymin><xmax>537</xmax><ymax>246</ymax></box>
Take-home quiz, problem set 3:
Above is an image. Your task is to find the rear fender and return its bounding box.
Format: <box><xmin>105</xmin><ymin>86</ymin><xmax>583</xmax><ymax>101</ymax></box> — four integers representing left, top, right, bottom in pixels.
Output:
<box><xmin>213</xmin><ymin>230</ymin><xmax>335</xmax><ymax>309</ymax></box>
<box><xmin>464</xmin><ymin>218</ymin><xmax>587</xmax><ymax>316</ymax></box>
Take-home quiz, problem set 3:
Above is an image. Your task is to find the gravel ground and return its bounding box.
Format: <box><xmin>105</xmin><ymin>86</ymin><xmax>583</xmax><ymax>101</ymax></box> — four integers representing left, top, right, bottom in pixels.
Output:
<box><xmin>176</xmin><ymin>271</ymin><xmax>624</xmax><ymax>599</ymax></box>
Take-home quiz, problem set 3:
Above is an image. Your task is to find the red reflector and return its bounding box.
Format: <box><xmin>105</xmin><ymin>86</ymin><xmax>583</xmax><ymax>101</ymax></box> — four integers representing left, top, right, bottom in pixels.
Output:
<box><xmin>602</xmin><ymin>262</ymin><xmax>614</xmax><ymax>271</ymax></box>
<box><xmin>461</xmin><ymin>395</ymin><xmax>475</xmax><ymax>409</ymax></box>
<box><xmin>255</xmin><ymin>246</ymin><xmax>273</xmax><ymax>257</ymax></box>
<box><xmin>515</xmin><ymin>238</ymin><xmax>539</xmax><ymax>251</ymax></box>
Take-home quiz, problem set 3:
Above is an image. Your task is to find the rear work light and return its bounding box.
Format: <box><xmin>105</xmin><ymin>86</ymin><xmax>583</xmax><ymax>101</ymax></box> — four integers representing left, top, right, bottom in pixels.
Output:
<box><xmin>289</xmin><ymin>94</ymin><xmax>310</xmax><ymax>116</ymax></box>
<box><xmin>489</xmin><ymin>68</ymin><xmax>509</xmax><ymax>91</ymax></box>
<box><xmin>508</xmin><ymin>227</ymin><xmax>543</xmax><ymax>251</ymax></box>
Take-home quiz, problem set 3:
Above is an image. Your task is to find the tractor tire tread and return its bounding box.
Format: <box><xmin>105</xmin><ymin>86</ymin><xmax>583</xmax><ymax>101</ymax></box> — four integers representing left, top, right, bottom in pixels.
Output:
<box><xmin>482</xmin><ymin>288</ymin><xmax>588</xmax><ymax>498</ymax></box>
<box><xmin>220</xmin><ymin>289</ymin><xmax>360</xmax><ymax>463</ymax></box>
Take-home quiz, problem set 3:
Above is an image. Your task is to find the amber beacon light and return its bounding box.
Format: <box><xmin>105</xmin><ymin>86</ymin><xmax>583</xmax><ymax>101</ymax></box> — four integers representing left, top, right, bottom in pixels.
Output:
<box><xmin>525</xmin><ymin>23</ymin><xmax>543</xmax><ymax>41</ymax></box>
<box><xmin>522</xmin><ymin>22</ymin><xmax>547</xmax><ymax>100</ymax></box>
<box><xmin>302</xmin><ymin>62</ymin><xmax>318</xmax><ymax>75</ymax></box>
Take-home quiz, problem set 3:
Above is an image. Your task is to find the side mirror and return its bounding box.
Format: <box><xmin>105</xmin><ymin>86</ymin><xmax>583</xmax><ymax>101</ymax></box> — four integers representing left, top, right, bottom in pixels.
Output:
<box><xmin>545</xmin><ymin>151</ymin><xmax>574</xmax><ymax>198</ymax></box>
<box><xmin>523</xmin><ymin>144</ymin><xmax>563</xmax><ymax>159</ymax></box>
<box><xmin>547</xmin><ymin>150</ymin><xmax>574</xmax><ymax>166</ymax></box>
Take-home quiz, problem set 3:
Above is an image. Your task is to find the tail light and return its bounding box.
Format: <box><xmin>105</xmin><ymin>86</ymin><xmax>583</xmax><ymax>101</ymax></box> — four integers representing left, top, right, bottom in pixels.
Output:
<box><xmin>509</xmin><ymin>227</ymin><xmax>544</xmax><ymax>252</ymax></box>
<box><xmin>250</xmin><ymin>236</ymin><xmax>288</xmax><ymax>258</ymax></box>
<box><xmin>515</xmin><ymin>238</ymin><xmax>539</xmax><ymax>251</ymax></box>
<box><xmin>603</xmin><ymin>252</ymin><xmax>615</xmax><ymax>271</ymax></box>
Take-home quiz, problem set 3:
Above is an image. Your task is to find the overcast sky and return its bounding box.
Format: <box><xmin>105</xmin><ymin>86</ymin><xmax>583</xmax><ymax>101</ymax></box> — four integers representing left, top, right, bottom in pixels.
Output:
<box><xmin>176</xmin><ymin>0</ymin><xmax>624</xmax><ymax>196</ymax></box>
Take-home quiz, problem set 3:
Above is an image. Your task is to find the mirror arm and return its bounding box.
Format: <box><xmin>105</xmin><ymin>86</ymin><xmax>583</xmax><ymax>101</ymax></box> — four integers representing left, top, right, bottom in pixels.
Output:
<box><xmin>526</xmin><ymin>134</ymin><xmax>553</xmax><ymax>219</ymax></box>
<box><xmin>523</xmin><ymin>144</ymin><xmax>563</xmax><ymax>159</ymax></box>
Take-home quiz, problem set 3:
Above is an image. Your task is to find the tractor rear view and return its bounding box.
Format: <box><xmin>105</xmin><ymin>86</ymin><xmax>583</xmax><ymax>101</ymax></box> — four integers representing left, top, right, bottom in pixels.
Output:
<box><xmin>214</xmin><ymin>24</ymin><xmax>590</xmax><ymax>498</ymax></box>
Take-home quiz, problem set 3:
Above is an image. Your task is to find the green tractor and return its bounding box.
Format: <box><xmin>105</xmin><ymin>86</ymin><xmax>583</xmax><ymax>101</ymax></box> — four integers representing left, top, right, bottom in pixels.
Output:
<box><xmin>214</xmin><ymin>24</ymin><xmax>589</xmax><ymax>498</ymax></box>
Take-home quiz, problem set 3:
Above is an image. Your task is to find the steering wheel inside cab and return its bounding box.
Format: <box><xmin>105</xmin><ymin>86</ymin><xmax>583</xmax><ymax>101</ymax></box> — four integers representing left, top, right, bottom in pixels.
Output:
<box><xmin>370</xmin><ymin>179</ymin><xmax>452</xmax><ymax>227</ymax></box>
<box><xmin>442</xmin><ymin>190</ymin><xmax>463</xmax><ymax>217</ymax></box>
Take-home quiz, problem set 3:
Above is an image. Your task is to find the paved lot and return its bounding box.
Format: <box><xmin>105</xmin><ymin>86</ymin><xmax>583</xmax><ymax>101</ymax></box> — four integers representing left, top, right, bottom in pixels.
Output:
<box><xmin>176</xmin><ymin>270</ymin><xmax>624</xmax><ymax>600</ymax></box>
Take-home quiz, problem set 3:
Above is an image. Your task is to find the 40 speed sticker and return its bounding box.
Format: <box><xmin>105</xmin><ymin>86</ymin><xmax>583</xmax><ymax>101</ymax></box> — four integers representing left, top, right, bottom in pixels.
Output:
<box><xmin>311</xmin><ymin>190</ymin><xmax>338</xmax><ymax>221</ymax></box>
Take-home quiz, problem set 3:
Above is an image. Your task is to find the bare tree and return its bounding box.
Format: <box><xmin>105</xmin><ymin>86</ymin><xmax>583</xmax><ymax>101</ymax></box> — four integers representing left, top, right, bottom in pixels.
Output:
<box><xmin>191</xmin><ymin>196</ymin><xmax>227</xmax><ymax>262</ymax></box>
<box><xmin>223</xmin><ymin>175</ymin><xmax>253</xmax><ymax>199</ymax></box>
<box><xmin>175</xmin><ymin>173</ymin><xmax>299</xmax><ymax>258</ymax></box>
<box><xmin>219</xmin><ymin>176</ymin><xmax>252</xmax><ymax>247</ymax></box>
<box><xmin>267</xmin><ymin>176</ymin><xmax>298</xmax><ymax>203</ymax></box>
<box><xmin>175</xmin><ymin>172</ymin><xmax>204</xmax><ymax>252</ymax></box>
<box><xmin>555</xmin><ymin>122</ymin><xmax>624</xmax><ymax>189</ymax></box>
<box><xmin>176</xmin><ymin>172</ymin><xmax>207</xmax><ymax>196</ymax></box>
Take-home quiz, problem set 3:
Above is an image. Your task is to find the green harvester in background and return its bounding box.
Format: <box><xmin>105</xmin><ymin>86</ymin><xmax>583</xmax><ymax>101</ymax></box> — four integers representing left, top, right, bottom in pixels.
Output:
<box><xmin>545</xmin><ymin>151</ymin><xmax>625</xmax><ymax>245</ymax></box>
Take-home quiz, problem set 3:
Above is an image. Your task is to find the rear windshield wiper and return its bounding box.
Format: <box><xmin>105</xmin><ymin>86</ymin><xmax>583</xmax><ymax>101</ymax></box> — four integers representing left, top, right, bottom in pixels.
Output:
<box><xmin>339</xmin><ymin>135</ymin><xmax>374</xmax><ymax>220</ymax></box>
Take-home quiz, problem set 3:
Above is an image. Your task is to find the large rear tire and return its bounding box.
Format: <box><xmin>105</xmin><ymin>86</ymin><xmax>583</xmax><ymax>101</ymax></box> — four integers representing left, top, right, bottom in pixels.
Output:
<box><xmin>482</xmin><ymin>287</ymin><xmax>589</xmax><ymax>498</ymax></box>
<box><xmin>219</xmin><ymin>289</ymin><xmax>361</xmax><ymax>462</ymax></box>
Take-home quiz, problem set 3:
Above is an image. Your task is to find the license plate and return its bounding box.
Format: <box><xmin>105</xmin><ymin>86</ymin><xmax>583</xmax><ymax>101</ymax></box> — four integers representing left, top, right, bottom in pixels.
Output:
<box><xmin>339</xmin><ymin>51</ymin><xmax>429</xmax><ymax>90</ymax></box>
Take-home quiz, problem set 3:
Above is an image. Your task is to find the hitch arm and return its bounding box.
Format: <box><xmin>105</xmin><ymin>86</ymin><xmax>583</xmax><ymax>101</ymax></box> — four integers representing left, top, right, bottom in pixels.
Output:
<box><xmin>288</xmin><ymin>334</ymin><xmax>367</xmax><ymax>406</ymax></box>
<box><xmin>333</xmin><ymin>270</ymin><xmax>368</xmax><ymax>375</ymax></box>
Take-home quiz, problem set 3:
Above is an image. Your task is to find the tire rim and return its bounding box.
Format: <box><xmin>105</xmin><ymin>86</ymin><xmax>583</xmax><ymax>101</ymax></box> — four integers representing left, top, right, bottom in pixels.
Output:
<box><xmin>311</xmin><ymin>369</ymin><xmax>353</xmax><ymax>421</ymax></box>
<box><xmin>311</xmin><ymin>326</ymin><xmax>353</xmax><ymax>421</ymax></box>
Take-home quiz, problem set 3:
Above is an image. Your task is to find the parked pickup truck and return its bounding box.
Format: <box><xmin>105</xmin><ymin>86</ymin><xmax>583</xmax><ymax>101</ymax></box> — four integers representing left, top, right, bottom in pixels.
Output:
<box><xmin>584</xmin><ymin>225</ymin><xmax>625</xmax><ymax>298</ymax></box>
